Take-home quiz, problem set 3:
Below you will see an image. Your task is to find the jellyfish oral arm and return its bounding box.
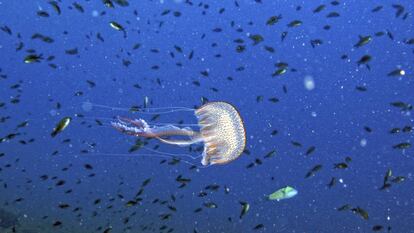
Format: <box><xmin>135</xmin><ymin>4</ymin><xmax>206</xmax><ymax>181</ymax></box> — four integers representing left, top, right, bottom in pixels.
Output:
<box><xmin>111</xmin><ymin>117</ymin><xmax>150</xmax><ymax>136</ymax></box>
<box><xmin>111</xmin><ymin>117</ymin><xmax>202</xmax><ymax>145</ymax></box>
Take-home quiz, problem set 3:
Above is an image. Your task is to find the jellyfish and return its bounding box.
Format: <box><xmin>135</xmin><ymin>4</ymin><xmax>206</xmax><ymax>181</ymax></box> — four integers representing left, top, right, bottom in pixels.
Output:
<box><xmin>110</xmin><ymin>101</ymin><xmax>246</xmax><ymax>166</ymax></box>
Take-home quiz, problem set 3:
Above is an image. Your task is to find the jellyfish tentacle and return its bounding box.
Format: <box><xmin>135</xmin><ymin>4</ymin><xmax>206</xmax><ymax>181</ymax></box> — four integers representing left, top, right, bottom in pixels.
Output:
<box><xmin>111</xmin><ymin>117</ymin><xmax>202</xmax><ymax>146</ymax></box>
<box><xmin>78</xmin><ymin>152</ymin><xmax>210</xmax><ymax>169</ymax></box>
<box><xmin>156</xmin><ymin>133</ymin><xmax>203</xmax><ymax>146</ymax></box>
<box><xmin>111</xmin><ymin>118</ymin><xmax>147</xmax><ymax>136</ymax></box>
<box><xmin>85</xmin><ymin>102</ymin><xmax>195</xmax><ymax>114</ymax></box>
<box><xmin>117</xmin><ymin>116</ymin><xmax>147</xmax><ymax>128</ymax></box>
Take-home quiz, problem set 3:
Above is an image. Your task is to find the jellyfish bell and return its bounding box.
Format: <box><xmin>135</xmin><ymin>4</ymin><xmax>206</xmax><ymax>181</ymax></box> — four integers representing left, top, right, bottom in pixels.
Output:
<box><xmin>195</xmin><ymin>102</ymin><xmax>246</xmax><ymax>166</ymax></box>
<box><xmin>110</xmin><ymin>101</ymin><xmax>246</xmax><ymax>166</ymax></box>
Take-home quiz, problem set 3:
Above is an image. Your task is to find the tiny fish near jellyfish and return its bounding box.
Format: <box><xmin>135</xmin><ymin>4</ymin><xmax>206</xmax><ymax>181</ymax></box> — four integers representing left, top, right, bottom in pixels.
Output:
<box><xmin>111</xmin><ymin>101</ymin><xmax>246</xmax><ymax>166</ymax></box>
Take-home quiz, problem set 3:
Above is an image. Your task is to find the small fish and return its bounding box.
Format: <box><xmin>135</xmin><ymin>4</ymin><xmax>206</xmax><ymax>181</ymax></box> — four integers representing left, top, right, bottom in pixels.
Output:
<box><xmin>268</xmin><ymin>186</ymin><xmax>298</xmax><ymax>201</ymax></box>
<box><xmin>48</xmin><ymin>1</ymin><xmax>61</xmax><ymax>15</ymax></box>
<box><xmin>266</xmin><ymin>15</ymin><xmax>282</xmax><ymax>25</ymax></box>
<box><xmin>326</xmin><ymin>12</ymin><xmax>340</xmax><ymax>18</ymax></box>
<box><xmin>337</xmin><ymin>204</ymin><xmax>351</xmax><ymax>211</ymax></box>
<box><xmin>125</xmin><ymin>200</ymin><xmax>138</xmax><ymax>207</ymax></box>
<box><xmin>37</xmin><ymin>11</ymin><xmax>50</xmax><ymax>17</ymax></box>
<box><xmin>55</xmin><ymin>180</ymin><xmax>65</xmax><ymax>186</ymax></box>
<box><xmin>334</xmin><ymin>162</ymin><xmax>348</xmax><ymax>169</ymax></box>
<box><xmin>65</xmin><ymin>48</ymin><xmax>78</xmax><ymax>55</ymax></box>
<box><xmin>203</xmin><ymin>202</ymin><xmax>217</xmax><ymax>208</ymax></box>
<box><xmin>113</xmin><ymin>0</ymin><xmax>129</xmax><ymax>7</ymax></box>
<box><xmin>351</xmin><ymin>206</ymin><xmax>369</xmax><ymax>220</ymax></box>
<box><xmin>354</xmin><ymin>35</ymin><xmax>372</xmax><ymax>48</ymax></box>
<box><xmin>405</xmin><ymin>38</ymin><xmax>414</xmax><ymax>45</ymax></box>
<box><xmin>371</xmin><ymin>6</ymin><xmax>383</xmax><ymax>13</ymax></box>
<box><xmin>391</xmin><ymin>176</ymin><xmax>405</xmax><ymax>184</ymax></box>
<box><xmin>58</xmin><ymin>203</ymin><xmax>70</xmax><ymax>209</ymax></box>
<box><xmin>327</xmin><ymin>177</ymin><xmax>336</xmax><ymax>188</ymax></box>
<box><xmin>52</xmin><ymin>220</ymin><xmax>62</xmax><ymax>227</ymax></box>
<box><xmin>51</xmin><ymin>117</ymin><xmax>71</xmax><ymax>137</ymax></box>
<box><xmin>313</xmin><ymin>5</ymin><xmax>325</xmax><ymax>13</ymax></box>
<box><xmin>205</xmin><ymin>184</ymin><xmax>220</xmax><ymax>191</ymax></box>
<box><xmin>387</xmin><ymin>69</ymin><xmax>405</xmax><ymax>77</ymax></box>
<box><xmin>392</xmin><ymin>142</ymin><xmax>411</xmax><ymax>149</ymax></box>
<box><xmin>389</xmin><ymin>128</ymin><xmax>400</xmax><ymax>134</ymax></box>
<box><xmin>310</xmin><ymin>39</ymin><xmax>323</xmax><ymax>48</ymax></box>
<box><xmin>402</xmin><ymin>126</ymin><xmax>413</xmax><ymax>133</ymax></box>
<box><xmin>159</xmin><ymin>213</ymin><xmax>172</xmax><ymax>220</ymax></box>
<box><xmin>235</xmin><ymin>45</ymin><xmax>246</xmax><ymax>53</ymax></box>
<box><xmin>390</xmin><ymin>101</ymin><xmax>412</xmax><ymax>110</ymax></box>
<box><xmin>357</xmin><ymin>55</ymin><xmax>372</xmax><ymax>69</ymax></box>
<box><xmin>246</xmin><ymin>162</ymin><xmax>255</xmax><ymax>168</ymax></box>
<box><xmin>305</xmin><ymin>146</ymin><xmax>315</xmax><ymax>156</ymax></box>
<box><xmin>364</xmin><ymin>126</ymin><xmax>372</xmax><ymax>133</ymax></box>
<box><xmin>287</xmin><ymin>20</ymin><xmax>302</xmax><ymax>27</ymax></box>
<box><xmin>272</xmin><ymin>68</ymin><xmax>287</xmax><ymax>77</ymax></box>
<box><xmin>142</xmin><ymin>178</ymin><xmax>151</xmax><ymax>187</ymax></box>
<box><xmin>224</xmin><ymin>186</ymin><xmax>230</xmax><ymax>194</ymax></box>
<box><xmin>239</xmin><ymin>201</ymin><xmax>249</xmax><ymax>219</ymax></box>
<box><xmin>384</xmin><ymin>169</ymin><xmax>392</xmax><ymax>184</ymax></box>
<box><xmin>176</xmin><ymin>175</ymin><xmax>191</xmax><ymax>183</ymax></box>
<box><xmin>372</xmin><ymin>225</ymin><xmax>383</xmax><ymax>232</ymax></box>
<box><xmin>1</xmin><ymin>25</ymin><xmax>12</xmax><ymax>35</ymax></box>
<box><xmin>264</xmin><ymin>46</ymin><xmax>275</xmax><ymax>53</ymax></box>
<box><xmin>24</xmin><ymin>54</ymin><xmax>43</xmax><ymax>63</ymax></box>
<box><xmin>264</xmin><ymin>150</ymin><xmax>276</xmax><ymax>159</ymax></box>
<box><xmin>109</xmin><ymin>21</ymin><xmax>127</xmax><ymax>37</ymax></box>
<box><xmin>249</xmin><ymin>34</ymin><xmax>264</xmax><ymax>45</ymax></box>
<box><xmin>31</xmin><ymin>33</ymin><xmax>54</xmax><ymax>43</ymax></box>
<box><xmin>16</xmin><ymin>121</ymin><xmax>29</xmax><ymax>129</ymax></box>
<box><xmin>253</xmin><ymin>224</ymin><xmax>264</xmax><ymax>230</ymax></box>
<box><xmin>386</xmin><ymin>30</ymin><xmax>394</xmax><ymax>40</ymax></box>
<box><xmin>392</xmin><ymin>4</ymin><xmax>404</xmax><ymax>18</ymax></box>
<box><xmin>268</xmin><ymin>97</ymin><xmax>279</xmax><ymax>103</ymax></box>
<box><xmin>72</xmin><ymin>2</ymin><xmax>84</xmax><ymax>13</ymax></box>
<box><xmin>305</xmin><ymin>164</ymin><xmax>322</xmax><ymax>178</ymax></box>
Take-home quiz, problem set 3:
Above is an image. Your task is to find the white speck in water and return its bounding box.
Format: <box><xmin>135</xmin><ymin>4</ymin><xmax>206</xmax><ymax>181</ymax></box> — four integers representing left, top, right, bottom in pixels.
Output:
<box><xmin>92</xmin><ymin>10</ymin><xmax>99</xmax><ymax>17</ymax></box>
<box><xmin>304</xmin><ymin>75</ymin><xmax>315</xmax><ymax>90</ymax></box>
<box><xmin>311</xmin><ymin>111</ymin><xmax>317</xmax><ymax>117</ymax></box>
<box><xmin>360</xmin><ymin>138</ymin><xmax>367</xmax><ymax>147</ymax></box>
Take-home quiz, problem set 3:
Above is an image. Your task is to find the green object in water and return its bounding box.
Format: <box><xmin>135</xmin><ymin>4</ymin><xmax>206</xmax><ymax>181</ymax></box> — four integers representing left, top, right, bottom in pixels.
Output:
<box><xmin>268</xmin><ymin>186</ymin><xmax>298</xmax><ymax>201</ymax></box>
